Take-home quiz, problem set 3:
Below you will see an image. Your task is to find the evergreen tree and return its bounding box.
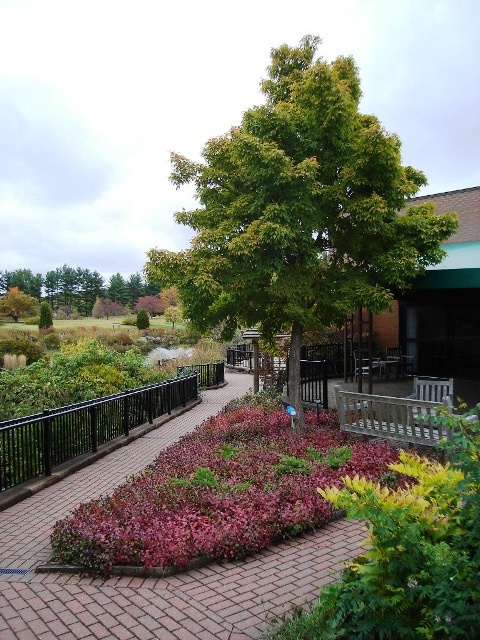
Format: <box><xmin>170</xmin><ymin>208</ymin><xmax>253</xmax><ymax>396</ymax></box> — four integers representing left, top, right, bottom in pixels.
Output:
<box><xmin>108</xmin><ymin>273</ymin><xmax>129</xmax><ymax>306</ymax></box>
<box><xmin>38</xmin><ymin>301</ymin><xmax>54</xmax><ymax>329</ymax></box>
<box><xmin>136</xmin><ymin>308</ymin><xmax>150</xmax><ymax>330</ymax></box>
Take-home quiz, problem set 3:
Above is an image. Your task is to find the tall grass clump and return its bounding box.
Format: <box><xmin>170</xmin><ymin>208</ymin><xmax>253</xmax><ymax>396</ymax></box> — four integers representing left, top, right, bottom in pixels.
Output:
<box><xmin>3</xmin><ymin>354</ymin><xmax>27</xmax><ymax>369</ymax></box>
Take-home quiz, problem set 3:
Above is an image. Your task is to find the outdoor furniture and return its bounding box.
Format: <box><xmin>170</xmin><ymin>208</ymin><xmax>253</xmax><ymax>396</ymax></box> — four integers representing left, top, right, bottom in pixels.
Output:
<box><xmin>385</xmin><ymin>347</ymin><xmax>414</xmax><ymax>378</ymax></box>
<box><xmin>353</xmin><ymin>352</ymin><xmax>383</xmax><ymax>381</ymax></box>
<box><xmin>408</xmin><ymin>376</ymin><xmax>454</xmax><ymax>404</ymax></box>
<box><xmin>334</xmin><ymin>385</ymin><xmax>452</xmax><ymax>447</ymax></box>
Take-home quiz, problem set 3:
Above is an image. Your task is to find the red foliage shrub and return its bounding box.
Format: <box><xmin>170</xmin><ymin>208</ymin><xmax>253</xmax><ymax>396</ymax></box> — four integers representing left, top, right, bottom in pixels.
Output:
<box><xmin>51</xmin><ymin>406</ymin><xmax>401</xmax><ymax>574</ymax></box>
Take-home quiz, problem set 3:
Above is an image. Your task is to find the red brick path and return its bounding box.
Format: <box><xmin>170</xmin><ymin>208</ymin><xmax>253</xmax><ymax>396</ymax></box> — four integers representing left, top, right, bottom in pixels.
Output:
<box><xmin>0</xmin><ymin>373</ymin><xmax>366</xmax><ymax>639</ymax></box>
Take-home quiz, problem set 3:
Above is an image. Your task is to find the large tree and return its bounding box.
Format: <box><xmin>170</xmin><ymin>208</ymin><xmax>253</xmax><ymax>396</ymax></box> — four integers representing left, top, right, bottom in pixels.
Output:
<box><xmin>0</xmin><ymin>288</ymin><xmax>38</xmax><ymax>323</ymax></box>
<box><xmin>145</xmin><ymin>36</ymin><xmax>457</xmax><ymax>425</ymax></box>
<box><xmin>0</xmin><ymin>269</ymin><xmax>43</xmax><ymax>299</ymax></box>
<box><xmin>108</xmin><ymin>273</ymin><xmax>129</xmax><ymax>307</ymax></box>
<box><xmin>91</xmin><ymin>296</ymin><xmax>127</xmax><ymax>319</ymax></box>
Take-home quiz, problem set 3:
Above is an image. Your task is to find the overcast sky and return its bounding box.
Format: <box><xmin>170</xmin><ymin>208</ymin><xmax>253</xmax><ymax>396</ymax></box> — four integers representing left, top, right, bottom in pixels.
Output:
<box><xmin>0</xmin><ymin>0</ymin><xmax>478</xmax><ymax>281</ymax></box>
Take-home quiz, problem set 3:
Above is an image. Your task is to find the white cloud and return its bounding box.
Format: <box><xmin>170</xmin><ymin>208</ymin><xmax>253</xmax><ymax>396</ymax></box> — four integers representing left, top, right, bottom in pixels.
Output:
<box><xmin>0</xmin><ymin>0</ymin><xmax>478</xmax><ymax>279</ymax></box>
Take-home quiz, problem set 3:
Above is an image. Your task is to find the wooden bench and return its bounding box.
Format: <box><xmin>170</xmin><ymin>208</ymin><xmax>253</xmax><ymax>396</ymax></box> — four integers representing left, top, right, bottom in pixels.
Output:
<box><xmin>334</xmin><ymin>385</ymin><xmax>453</xmax><ymax>447</ymax></box>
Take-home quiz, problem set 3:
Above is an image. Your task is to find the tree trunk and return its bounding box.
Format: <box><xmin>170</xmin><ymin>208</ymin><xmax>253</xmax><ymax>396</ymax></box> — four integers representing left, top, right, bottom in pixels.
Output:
<box><xmin>288</xmin><ymin>319</ymin><xmax>305</xmax><ymax>428</ymax></box>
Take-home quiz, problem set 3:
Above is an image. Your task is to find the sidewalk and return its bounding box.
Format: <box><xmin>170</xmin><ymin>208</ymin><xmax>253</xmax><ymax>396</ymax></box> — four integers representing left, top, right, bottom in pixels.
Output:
<box><xmin>0</xmin><ymin>372</ymin><xmax>366</xmax><ymax>640</ymax></box>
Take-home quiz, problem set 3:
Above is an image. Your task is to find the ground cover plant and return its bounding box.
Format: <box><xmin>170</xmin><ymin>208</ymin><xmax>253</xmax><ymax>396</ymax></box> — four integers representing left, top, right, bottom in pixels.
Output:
<box><xmin>50</xmin><ymin>402</ymin><xmax>404</xmax><ymax>575</ymax></box>
<box><xmin>266</xmin><ymin>407</ymin><xmax>480</xmax><ymax>640</ymax></box>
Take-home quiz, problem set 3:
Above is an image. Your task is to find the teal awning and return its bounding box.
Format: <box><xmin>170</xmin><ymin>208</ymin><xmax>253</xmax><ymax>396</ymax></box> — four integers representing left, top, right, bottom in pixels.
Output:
<box><xmin>412</xmin><ymin>241</ymin><xmax>480</xmax><ymax>289</ymax></box>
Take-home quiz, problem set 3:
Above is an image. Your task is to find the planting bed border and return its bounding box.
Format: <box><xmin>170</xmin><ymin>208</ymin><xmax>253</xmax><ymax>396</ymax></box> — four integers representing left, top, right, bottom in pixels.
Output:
<box><xmin>36</xmin><ymin>509</ymin><xmax>347</xmax><ymax>578</ymax></box>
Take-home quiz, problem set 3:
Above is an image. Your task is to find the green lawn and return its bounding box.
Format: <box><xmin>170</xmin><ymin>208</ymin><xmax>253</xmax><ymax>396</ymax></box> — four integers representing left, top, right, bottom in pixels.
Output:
<box><xmin>0</xmin><ymin>315</ymin><xmax>183</xmax><ymax>333</ymax></box>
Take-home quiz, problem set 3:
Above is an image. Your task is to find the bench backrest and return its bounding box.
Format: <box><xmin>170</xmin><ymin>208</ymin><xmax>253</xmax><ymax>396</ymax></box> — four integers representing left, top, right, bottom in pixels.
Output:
<box><xmin>334</xmin><ymin>385</ymin><xmax>451</xmax><ymax>445</ymax></box>
<box><xmin>412</xmin><ymin>376</ymin><xmax>453</xmax><ymax>403</ymax></box>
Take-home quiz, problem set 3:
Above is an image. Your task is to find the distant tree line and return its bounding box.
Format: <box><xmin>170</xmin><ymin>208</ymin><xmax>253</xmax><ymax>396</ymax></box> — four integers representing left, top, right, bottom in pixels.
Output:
<box><xmin>0</xmin><ymin>266</ymin><xmax>161</xmax><ymax>316</ymax></box>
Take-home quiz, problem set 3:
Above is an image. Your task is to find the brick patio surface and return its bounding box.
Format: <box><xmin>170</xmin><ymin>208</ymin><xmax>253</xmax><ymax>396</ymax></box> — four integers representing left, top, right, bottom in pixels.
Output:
<box><xmin>0</xmin><ymin>372</ymin><xmax>367</xmax><ymax>640</ymax></box>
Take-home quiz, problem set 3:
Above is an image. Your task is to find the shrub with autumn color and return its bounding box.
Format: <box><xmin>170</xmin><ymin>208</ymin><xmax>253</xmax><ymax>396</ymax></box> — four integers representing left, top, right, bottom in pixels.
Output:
<box><xmin>51</xmin><ymin>406</ymin><xmax>402</xmax><ymax>574</ymax></box>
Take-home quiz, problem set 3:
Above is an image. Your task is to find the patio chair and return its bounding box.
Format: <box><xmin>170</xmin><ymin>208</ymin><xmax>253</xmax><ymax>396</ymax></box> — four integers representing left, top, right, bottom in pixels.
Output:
<box><xmin>385</xmin><ymin>347</ymin><xmax>414</xmax><ymax>377</ymax></box>
<box><xmin>353</xmin><ymin>351</ymin><xmax>383</xmax><ymax>381</ymax></box>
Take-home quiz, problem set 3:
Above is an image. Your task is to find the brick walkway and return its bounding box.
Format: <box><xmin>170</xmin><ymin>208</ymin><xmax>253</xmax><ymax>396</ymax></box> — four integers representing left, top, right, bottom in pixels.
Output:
<box><xmin>0</xmin><ymin>372</ymin><xmax>366</xmax><ymax>640</ymax></box>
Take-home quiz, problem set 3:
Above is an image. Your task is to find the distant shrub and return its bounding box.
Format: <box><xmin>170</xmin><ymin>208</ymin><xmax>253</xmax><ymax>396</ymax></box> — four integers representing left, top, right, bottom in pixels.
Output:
<box><xmin>41</xmin><ymin>332</ymin><xmax>62</xmax><ymax>350</ymax></box>
<box><xmin>176</xmin><ymin>324</ymin><xmax>202</xmax><ymax>346</ymax></box>
<box><xmin>23</xmin><ymin>316</ymin><xmax>40</xmax><ymax>325</ymax></box>
<box><xmin>224</xmin><ymin>387</ymin><xmax>284</xmax><ymax>412</ymax></box>
<box><xmin>39</xmin><ymin>326</ymin><xmax>56</xmax><ymax>336</ymax></box>
<box><xmin>0</xmin><ymin>338</ymin><xmax>43</xmax><ymax>365</ymax></box>
<box><xmin>147</xmin><ymin>327</ymin><xmax>180</xmax><ymax>348</ymax></box>
<box><xmin>122</xmin><ymin>315</ymin><xmax>137</xmax><ymax>326</ymax></box>
<box><xmin>136</xmin><ymin>309</ymin><xmax>150</xmax><ymax>330</ymax></box>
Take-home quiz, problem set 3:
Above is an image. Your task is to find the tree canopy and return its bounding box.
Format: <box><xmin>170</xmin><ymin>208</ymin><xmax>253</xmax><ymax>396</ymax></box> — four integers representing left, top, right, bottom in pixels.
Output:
<box><xmin>0</xmin><ymin>288</ymin><xmax>38</xmax><ymax>323</ymax></box>
<box><xmin>145</xmin><ymin>35</ymin><xmax>458</xmax><ymax>420</ymax></box>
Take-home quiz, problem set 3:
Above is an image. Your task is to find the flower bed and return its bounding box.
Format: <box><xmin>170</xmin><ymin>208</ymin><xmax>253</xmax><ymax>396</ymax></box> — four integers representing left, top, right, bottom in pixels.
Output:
<box><xmin>51</xmin><ymin>406</ymin><xmax>402</xmax><ymax>574</ymax></box>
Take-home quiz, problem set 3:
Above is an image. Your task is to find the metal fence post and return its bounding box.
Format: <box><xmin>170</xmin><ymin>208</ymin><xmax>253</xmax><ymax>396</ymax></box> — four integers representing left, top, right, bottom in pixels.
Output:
<box><xmin>42</xmin><ymin>409</ymin><xmax>52</xmax><ymax>476</ymax></box>
<box><xmin>90</xmin><ymin>405</ymin><xmax>98</xmax><ymax>453</ymax></box>
<box><xmin>123</xmin><ymin>392</ymin><xmax>130</xmax><ymax>437</ymax></box>
<box><xmin>322</xmin><ymin>359</ymin><xmax>329</xmax><ymax>410</ymax></box>
<box><xmin>148</xmin><ymin>388</ymin><xmax>154</xmax><ymax>424</ymax></box>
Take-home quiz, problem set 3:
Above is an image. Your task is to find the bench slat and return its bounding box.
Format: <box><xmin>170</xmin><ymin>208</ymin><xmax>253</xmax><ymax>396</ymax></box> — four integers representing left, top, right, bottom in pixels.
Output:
<box><xmin>334</xmin><ymin>385</ymin><xmax>452</xmax><ymax>447</ymax></box>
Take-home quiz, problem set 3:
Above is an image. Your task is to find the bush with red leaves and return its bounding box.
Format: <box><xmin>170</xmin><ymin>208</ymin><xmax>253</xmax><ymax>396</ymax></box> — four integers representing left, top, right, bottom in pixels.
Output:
<box><xmin>51</xmin><ymin>407</ymin><xmax>400</xmax><ymax>574</ymax></box>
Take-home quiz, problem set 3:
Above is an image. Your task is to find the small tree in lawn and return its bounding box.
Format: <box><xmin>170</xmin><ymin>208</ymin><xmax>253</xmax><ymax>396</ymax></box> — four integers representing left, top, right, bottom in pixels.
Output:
<box><xmin>135</xmin><ymin>295</ymin><xmax>166</xmax><ymax>317</ymax></box>
<box><xmin>159</xmin><ymin>286</ymin><xmax>180</xmax><ymax>309</ymax></box>
<box><xmin>0</xmin><ymin>287</ymin><xmax>38</xmax><ymax>323</ymax></box>
<box><xmin>136</xmin><ymin>308</ymin><xmax>150</xmax><ymax>330</ymax></box>
<box><xmin>92</xmin><ymin>297</ymin><xmax>127</xmax><ymax>319</ymax></box>
<box><xmin>145</xmin><ymin>35</ymin><xmax>458</xmax><ymax>426</ymax></box>
<box><xmin>38</xmin><ymin>301</ymin><xmax>53</xmax><ymax>330</ymax></box>
<box><xmin>164</xmin><ymin>305</ymin><xmax>182</xmax><ymax>329</ymax></box>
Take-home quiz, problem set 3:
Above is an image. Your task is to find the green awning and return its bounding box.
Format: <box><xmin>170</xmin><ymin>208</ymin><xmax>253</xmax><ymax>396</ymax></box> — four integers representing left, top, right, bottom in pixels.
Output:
<box><xmin>412</xmin><ymin>241</ymin><xmax>480</xmax><ymax>289</ymax></box>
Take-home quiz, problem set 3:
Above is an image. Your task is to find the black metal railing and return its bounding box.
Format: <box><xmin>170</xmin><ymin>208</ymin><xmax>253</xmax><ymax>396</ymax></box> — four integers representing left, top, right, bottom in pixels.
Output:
<box><xmin>226</xmin><ymin>346</ymin><xmax>253</xmax><ymax>368</ymax></box>
<box><xmin>0</xmin><ymin>374</ymin><xmax>198</xmax><ymax>493</ymax></box>
<box><xmin>287</xmin><ymin>359</ymin><xmax>329</xmax><ymax>409</ymax></box>
<box><xmin>177</xmin><ymin>361</ymin><xmax>225</xmax><ymax>388</ymax></box>
<box><xmin>301</xmin><ymin>343</ymin><xmax>345</xmax><ymax>377</ymax></box>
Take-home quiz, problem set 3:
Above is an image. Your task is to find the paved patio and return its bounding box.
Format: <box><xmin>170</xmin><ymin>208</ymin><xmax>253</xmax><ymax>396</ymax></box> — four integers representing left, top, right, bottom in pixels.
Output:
<box><xmin>0</xmin><ymin>372</ymin><xmax>367</xmax><ymax>640</ymax></box>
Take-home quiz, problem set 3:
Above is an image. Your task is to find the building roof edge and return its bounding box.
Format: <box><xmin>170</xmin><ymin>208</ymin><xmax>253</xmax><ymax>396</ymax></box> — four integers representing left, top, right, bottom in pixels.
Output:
<box><xmin>409</xmin><ymin>185</ymin><xmax>480</xmax><ymax>201</ymax></box>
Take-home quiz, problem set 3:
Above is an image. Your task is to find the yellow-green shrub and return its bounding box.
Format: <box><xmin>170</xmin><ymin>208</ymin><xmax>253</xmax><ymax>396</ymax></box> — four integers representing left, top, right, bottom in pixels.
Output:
<box><xmin>310</xmin><ymin>414</ymin><xmax>480</xmax><ymax>640</ymax></box>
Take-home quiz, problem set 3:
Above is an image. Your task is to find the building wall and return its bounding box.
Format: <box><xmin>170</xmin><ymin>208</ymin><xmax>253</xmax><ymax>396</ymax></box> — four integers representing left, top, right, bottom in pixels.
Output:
<box><xmin>373</xmin><ymin>186</ymin><xmax>480</xmax><ymax>359</ymax></box>
<box><xmin>405</xmin><ymin>185</ymin><xmax>480</xmax><ymax>243</ymax></box>
<box><xmin>372</xmin><ymin>301</ymin><xmax>399</xmax><ymax>350</ymax></box>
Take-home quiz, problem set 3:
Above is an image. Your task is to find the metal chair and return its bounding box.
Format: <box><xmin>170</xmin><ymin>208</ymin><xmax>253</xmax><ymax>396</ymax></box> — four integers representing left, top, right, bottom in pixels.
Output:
<box><xmin>353</xmin><ymin>351</ymin><xmax>383</xmax><ymax>381</ymax></box>
<box><xmin>385</xmin><ymin>347</ymin><xmax>414</xmax><ymax>377</ymax></box>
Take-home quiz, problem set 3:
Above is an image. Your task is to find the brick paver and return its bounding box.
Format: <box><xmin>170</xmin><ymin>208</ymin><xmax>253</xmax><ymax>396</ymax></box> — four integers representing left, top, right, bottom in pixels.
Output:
<box><xmin>0</xmin><ymin>372</ymin><xmax>367</xmax><ymax>639</ymax></box>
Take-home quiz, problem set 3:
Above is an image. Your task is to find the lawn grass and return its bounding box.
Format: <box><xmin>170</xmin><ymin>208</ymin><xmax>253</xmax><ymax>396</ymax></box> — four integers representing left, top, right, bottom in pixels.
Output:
<box><xmin>0</xmin><ymin>315</ymin><xmax>183</xmax><ymax>333</ymax></box>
